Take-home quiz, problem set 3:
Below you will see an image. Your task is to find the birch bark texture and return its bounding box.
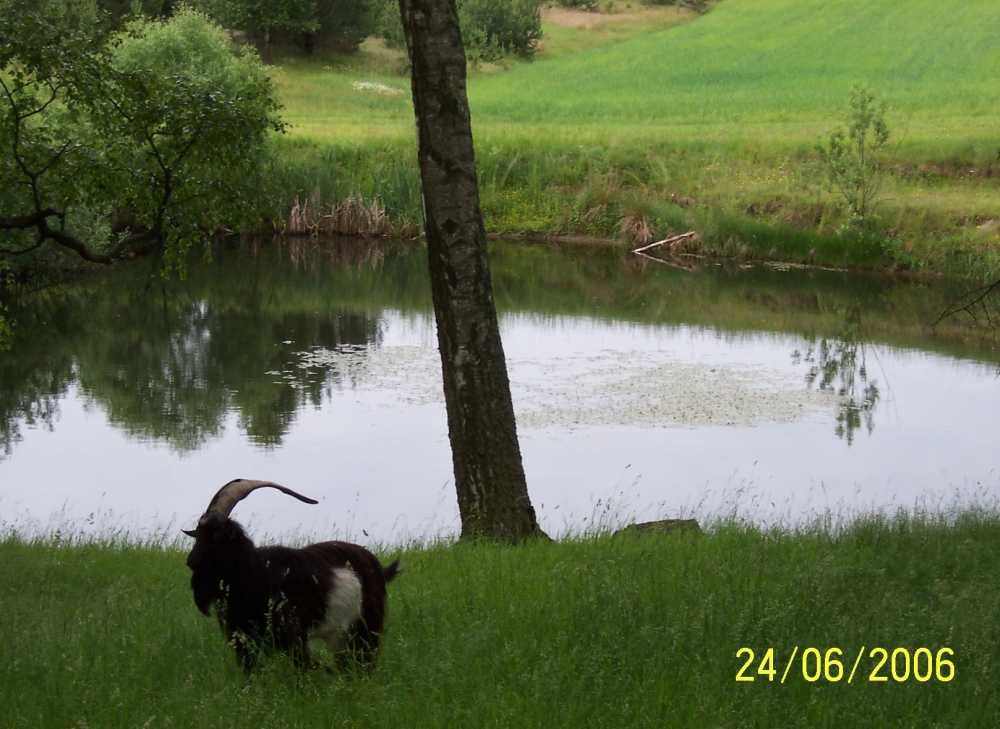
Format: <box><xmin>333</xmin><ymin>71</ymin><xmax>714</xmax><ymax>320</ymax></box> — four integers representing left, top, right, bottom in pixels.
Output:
<box><xmin>398</xmin><ymin>0</ymin><xmax>546</xmax><ymax>541</ymax></box>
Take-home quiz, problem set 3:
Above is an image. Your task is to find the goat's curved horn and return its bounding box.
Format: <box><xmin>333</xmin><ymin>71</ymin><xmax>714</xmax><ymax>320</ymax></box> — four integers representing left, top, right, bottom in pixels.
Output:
<box><xmin>204</xmin><ymin>478</ymin><xmax>319</xmax><ymax>519</ymax></box>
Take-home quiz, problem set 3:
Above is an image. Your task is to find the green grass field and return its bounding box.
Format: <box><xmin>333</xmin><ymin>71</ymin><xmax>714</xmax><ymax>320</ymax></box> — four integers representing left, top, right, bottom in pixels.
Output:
<box><xmin>265</xmin><ymin>0</ymin><xmax>1000</xmax><ymax>278</ymax></box>
<box><xmin>3</xmin><ymin>514</ymin><xmax>999</xmax><ymax>728</ymax></box>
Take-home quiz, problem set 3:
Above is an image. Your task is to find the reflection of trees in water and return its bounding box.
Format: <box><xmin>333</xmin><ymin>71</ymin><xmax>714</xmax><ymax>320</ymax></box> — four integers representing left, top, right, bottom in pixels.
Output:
<box><xmin>0</xmin><ymin>299</ymin><xmax>81</xmax><ymax>457</ymax></box>
<box><xmin>9</xmin><ymin>243</ymin><xmax>998</xmax><ymax>457</ymax></box>
<box><xmin>75</xmin><ymin>299</ymin><xmax>227</xmax><ymax>452</ymax></box>
<box><xmin>0</xmin><ymin>355</ymin><xmax>74</xmax><ymax>458</ymax></box>
<box><xmin>792</xmin><ymin>309</ymin><xmax>880</xmax><ymax>444</ymax></box>
<box><xmin>0</xmin><ymin>258</ymin><xmax>384</xmax><ymax>457</ymax></box>
<box><xmin>75</xmin><ymin>300</ymin><xmax>383</xmax><ymax>450</ymax></box>
<box><xmin>793</xmin><ymin>339</ymin><xmax>880</xmax><ymax>444</ymax></box>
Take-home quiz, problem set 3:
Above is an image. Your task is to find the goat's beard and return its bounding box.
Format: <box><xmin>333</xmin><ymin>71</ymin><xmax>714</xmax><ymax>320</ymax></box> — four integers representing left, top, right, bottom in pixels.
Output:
<box><xmin>190</xmin><ymin>570</ymin><xmax>223</xmax><ymax>616</ymax></box>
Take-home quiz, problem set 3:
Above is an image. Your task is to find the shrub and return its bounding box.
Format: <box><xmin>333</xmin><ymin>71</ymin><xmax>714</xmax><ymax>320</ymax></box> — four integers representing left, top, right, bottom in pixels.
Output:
<box><xmin>373</xmin><ymin>0</ymin><xmax>406</xmax><ymax>48</ymax></box>
<box><xmin>817</xmin><ymin>87</ymin><xmax>890</xmax><ymax>230</ymax></box>
<box><xmin>190</xmin><ymin>0</ymin><xmax>317</xmax><ymax>61</ymax></box>
<box><xmin>96</xmin><ymin>0</ymin><xmax>174</xmax><ymax>25</ymax></box>
<box><xmin>375</xmin><ymin>0</ymin><xmax>542</xmax><ymax>62</ymax></box>
<box><xmin>554</xmin><ymin>0</ymin><xmax>599</xmax><ymax>9</ymax></box>
<box><xmin>461</xmin><ymin>0</ymin><xmax>542</xmax><ymax>59</ymax></box>
<box><xmin>644</xmin><ymin>0</ymin><xmax>709</xmax><ymax>11</ymax></box>
<box><xmin>192</xmin><ymin>0</ymin><xmax>378</xmax><ymax>58</ymax></box>
<box><xmin>309</xmin><ymin>0</ymin><xmax>378</xmax><ymax>52</ymax></box>
<box><xmin>110</xmin><ymin>8</ymin><xmax>284</xmax><ymax>262</ymax></box>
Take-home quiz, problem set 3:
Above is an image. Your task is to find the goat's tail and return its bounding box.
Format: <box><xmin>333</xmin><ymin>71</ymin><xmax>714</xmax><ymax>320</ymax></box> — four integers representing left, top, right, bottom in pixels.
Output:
<box><xmin>382</xmin><ymin>559</ymin><xmax>401</xmax><ymax>584</ymax></box>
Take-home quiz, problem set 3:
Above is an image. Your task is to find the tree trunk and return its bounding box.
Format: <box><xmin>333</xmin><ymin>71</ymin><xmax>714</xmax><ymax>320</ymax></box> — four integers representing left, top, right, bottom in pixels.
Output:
<box><xmin>262</xmin><ymin>28</ymin><xmax>272</xmax><ymax>64</ymax></box>
<box><xmin>398</xmin><ymin>0</ymin><xmax>546</xmax><ymax>542</ymax></box>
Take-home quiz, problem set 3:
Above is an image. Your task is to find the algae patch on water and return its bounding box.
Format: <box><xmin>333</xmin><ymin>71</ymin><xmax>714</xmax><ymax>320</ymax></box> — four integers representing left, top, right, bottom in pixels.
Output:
<box><xmin>291</xmin><ymin>344</ymin><xmax>835</xmax><ymax>430</ymax></box>
<box><xmin>510</xmin><ymin>350</ymin><xmax>835</xmax><ymax>429</ymax></box>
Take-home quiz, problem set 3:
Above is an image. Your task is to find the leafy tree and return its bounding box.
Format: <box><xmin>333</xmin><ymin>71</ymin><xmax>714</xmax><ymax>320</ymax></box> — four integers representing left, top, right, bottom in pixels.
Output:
<box><xmin>307</xmin><ymin>0</ymin><xmax>378</xmax><ymax>54</ymax></box>
<box><xmin>192</xmin><ymin>0</ymin><xmax>378</xmax><ymax>57</ymax></box>
<box><xmin>458</xmin><ymin>0</ymin><xmax>541</xmax><ymax>60</ymax></box>
<box><xmin>192</xmin><ymin>0</ymin><xmax>318</xmax><ymax>61</ymax></box>
<box><xmin>95</xmin><ymin>0</ymin><xmax>175</xmax><ymax>24</ymax></box>
<box><xmin>645</xmin><ymin>0</ymin><xmax>709</xmax><ymax>11</ymax></box>
<box><xmin>0</xmin><ymin>1</ymin><xmax>114</xmax><ymax>261</ymax></box>
<box><xmin>817</xmin><ymin>86</ymin><xmax>890</xmax><ymax>229</ymax></box>
<box><xmin>553</xmin><ymin>0</ymin><xmax>598</xmax><ymax>10</ymax></box>
<box><xmin>0</xmin><ymin>3</ymin><xmax>283</xmax><ymax>275</ymax></box>
<box><xmin>378</xmin><ymin>0</ymin><xmax>542</xmax><ymax>62</ymax></box>
<box><xmin>107</xmin><ymin>9</ymin><xmax>284</xmax><ymax>269</ymax></box>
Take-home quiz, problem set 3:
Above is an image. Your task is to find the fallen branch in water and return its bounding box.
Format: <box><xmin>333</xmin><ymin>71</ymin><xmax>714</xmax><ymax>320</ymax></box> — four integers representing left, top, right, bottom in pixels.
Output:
<box><xmin>763</xmin><ymin>260</ymin><xmax>849</xmax><ymax>274</ymax></box>
<box><xmin>635</xmin><ymin>251</ymin><xmax>698</xmax><ymax>272</ymax></box>
<box><xmin>632</xmin><ymin>231</ymin><xmax>697</xmax><ymax>255</ymax></box>
<box><xmin>933</xmin><ymin>278</ymin><xmax>1000</xmax><ymax>327</ymax></box>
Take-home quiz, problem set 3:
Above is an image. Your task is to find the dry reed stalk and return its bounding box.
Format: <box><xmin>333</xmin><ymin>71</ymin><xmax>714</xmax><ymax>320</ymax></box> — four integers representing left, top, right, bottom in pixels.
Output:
<box><xmin>322</xmin><ymin>195</ymin><xmax>390</xmax><ymax>236</ymax></box>
<box><xmin>620</xmin><ymin>215</ymin><xmax>654</xmax><ymax>244</ymax></box>
<box><xmin>286</xmin><ymin>190</ymin><xmax>323</xmax><ymax>235</ymax></box>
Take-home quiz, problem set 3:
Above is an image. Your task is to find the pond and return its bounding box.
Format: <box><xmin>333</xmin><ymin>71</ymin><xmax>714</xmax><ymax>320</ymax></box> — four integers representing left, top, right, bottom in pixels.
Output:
<box><xmin>1</xmin><ymin>239</ymin><xmax>997</xmax><ymax>542</ymax></box>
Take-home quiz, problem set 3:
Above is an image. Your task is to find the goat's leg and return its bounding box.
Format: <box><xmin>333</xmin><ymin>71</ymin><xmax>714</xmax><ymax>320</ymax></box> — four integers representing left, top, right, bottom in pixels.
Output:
<box><xmin>234</xmin><ymin>639</ymin><xmax>259</xmax><ymax>674</ymax></box>
<box><xmin>321</xmin><ymin>629</ymin><xmax>368</xmax><ymax>672</ymax></box>
<box><xmin>288</xmin><ymin>635</ymin><xmax>314</xmax><ymax>670</ymax></box>
<box><xmin>339</xmin><ymin>624</ymin><xmax>381</xmax><ymax>670</ymax></box>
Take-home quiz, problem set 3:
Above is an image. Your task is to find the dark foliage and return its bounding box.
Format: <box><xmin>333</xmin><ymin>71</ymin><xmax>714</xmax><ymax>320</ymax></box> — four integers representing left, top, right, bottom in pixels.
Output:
<box><xmin>96</xmin><ymin>0</ymin><xmax>175</xmax><ymax>24</ymax></box>
<box><xmin>376</xmin><ymin>0</ymin><xmax>542</xmax><ymax>62</ymax></box>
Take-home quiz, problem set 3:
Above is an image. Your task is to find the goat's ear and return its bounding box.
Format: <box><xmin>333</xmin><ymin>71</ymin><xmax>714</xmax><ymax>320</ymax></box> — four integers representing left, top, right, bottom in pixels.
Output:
<box><xmin>182</xmin><ymin>528</ymin><xmax>198</xmax><ymax>538</ymax></box>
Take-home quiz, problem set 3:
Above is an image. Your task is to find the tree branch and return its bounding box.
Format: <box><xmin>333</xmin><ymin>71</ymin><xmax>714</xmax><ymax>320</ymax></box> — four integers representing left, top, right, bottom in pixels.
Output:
<box><xmin>934</xmin><ymin>279</ymin><xmax>1000</xmax><ymax>327</ymax></box>
<box><xmin>35</xmin><ymin>224</ymin><xmax>113</xmax><ymax>263</ymax></box>
<box><xmin>0</xmin><ymin>236</ymin><xmax>45</xmax><ymax>257</ymax></box>
<box><xmin>0</xmin><ymin>209</ymin><xmax>62</xmax><ymax>229</ymax></box>
<box><xmin>0</xmin><ymin>207</ymin><xmax>159</xmax><ymax>264</ymax></box>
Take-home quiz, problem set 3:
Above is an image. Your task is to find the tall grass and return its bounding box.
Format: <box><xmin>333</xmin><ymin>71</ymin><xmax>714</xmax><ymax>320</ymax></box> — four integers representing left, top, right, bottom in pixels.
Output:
<box><xmin>3</xmin><ymin>513</ymin><xmax>1000</xmax><ymax>727</ymax></box>
<box><xmin>268</xmin><ymin>133</ymin><xmax>1000</xmax><ymax>277</ymax></box>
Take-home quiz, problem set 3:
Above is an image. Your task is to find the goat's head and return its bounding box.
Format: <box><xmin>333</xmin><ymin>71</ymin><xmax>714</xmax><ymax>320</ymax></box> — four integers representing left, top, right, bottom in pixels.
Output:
<box><xmin>183</xmin><ymin>479</ymin><xmax>319</xmax><ymax>615</ymax></box>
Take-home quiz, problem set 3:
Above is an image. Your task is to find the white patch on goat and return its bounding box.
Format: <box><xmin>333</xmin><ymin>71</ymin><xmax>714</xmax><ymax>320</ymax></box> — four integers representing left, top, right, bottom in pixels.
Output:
<box><xmin>311</xmin><ymin>567</ymin><xmax>363</xmax><ymax>652</ymax></box>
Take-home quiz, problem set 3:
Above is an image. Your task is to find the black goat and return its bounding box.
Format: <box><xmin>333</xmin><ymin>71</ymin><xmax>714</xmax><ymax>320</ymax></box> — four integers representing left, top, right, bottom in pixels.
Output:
<box><xmin>183</xmin><ymin>479</ymin><xmax>400</xmax><ymax>672</ymax></box>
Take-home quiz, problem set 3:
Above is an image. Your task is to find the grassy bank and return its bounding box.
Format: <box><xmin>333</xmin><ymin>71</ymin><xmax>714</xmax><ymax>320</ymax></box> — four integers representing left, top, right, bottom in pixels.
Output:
<box><xmin>265</xmin><ymin>0</ymin><xmax>1000</xmax><ymax>278</ymax></box>
<box><xmin>2</xmin><ymin>513</ymin><xmax>999</xmax><ymax>727</ymax></box>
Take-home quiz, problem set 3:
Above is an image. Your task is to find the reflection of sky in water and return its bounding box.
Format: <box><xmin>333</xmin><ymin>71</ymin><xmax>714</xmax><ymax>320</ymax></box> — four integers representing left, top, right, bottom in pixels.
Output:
<box><xmin>1</xmin><ymin>308</ymin><xmax>998</xmax><ymax>544</ymax></box>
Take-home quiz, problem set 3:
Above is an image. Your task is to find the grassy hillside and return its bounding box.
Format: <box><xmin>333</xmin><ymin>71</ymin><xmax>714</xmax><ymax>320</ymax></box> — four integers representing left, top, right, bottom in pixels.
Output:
<box><xmin>473</xmin><ymin>0</ymin><xmax>1000</xmax><ymax>152</ymax></box>
<box><xmin>3</xmin><ymin>514</ymin><xmax>1000</xmax><ymax>728</ymax></box>
<box><xmin>267</xmin><ymin>1</ymin><xmax>1000</xmax><ymax>277</ymax></box>
<box><xmin>273</xmin><ymin>5</ymin><xmax>700</xmax><ymax>141</ymax></box>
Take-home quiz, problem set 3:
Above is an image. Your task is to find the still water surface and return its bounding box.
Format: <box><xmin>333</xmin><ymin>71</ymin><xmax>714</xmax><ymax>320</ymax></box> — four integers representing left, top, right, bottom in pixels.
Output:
<box><xmin>1</xmin><ymin>240</ymin><xmax>997</xmax><ymax>542</ymax></box>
